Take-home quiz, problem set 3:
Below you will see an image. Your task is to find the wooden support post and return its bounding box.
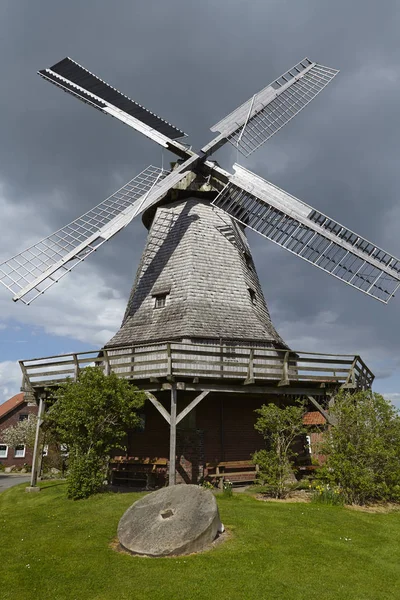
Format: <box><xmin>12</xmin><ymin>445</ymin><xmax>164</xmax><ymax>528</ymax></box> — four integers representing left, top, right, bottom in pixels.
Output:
<box><xmin>28</xmin><ymin>396</ymin><xmax>46</xmax><ymax>490</ymax></box>
<box><xmin>166</xmin><ymin>343</ymin><xmax>174</xmax><ymax>381</ymax></box>
<box><xmin>130</xmin><ymin>346</ymin><xmax>135</xmax><ymax>377</ymax></box>
<box><xmin>103</xmin><ymin>349</ymin><xmax>111</xmax><ymax>376</ymax></box>
<box><xmin>278</xmin><ymin>351</ymin><xmax>290</xmax><ymax>386</ymax></box>
<box><xmin>73</xmin><ymin>354</ymin><xmax>80</xmax><ymax>381</ymax></box>
<box><xmin>169</xmin><ymin>386</ymin><xmax>177</xmax><ymax>486</ymax></box>
<box><xmin>244</xmin><ymin>348</ymin><xmax>255</xmax><ymax>385</ymax></box>
<box><xmin>19</xmin><ymin>361</ymin><xmax>33</xmax><ymax>394</ymax></box>
<box><xmin>342</xmin><ymin>357</ymin><xmax>357</xmax><ymax>389</ymax></box>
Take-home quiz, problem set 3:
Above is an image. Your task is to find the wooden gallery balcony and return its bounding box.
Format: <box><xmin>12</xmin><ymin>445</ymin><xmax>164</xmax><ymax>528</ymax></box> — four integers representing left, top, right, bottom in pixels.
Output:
<box><xmin>19</xmin><ymin>342</ymin><xmax>374</xmax><ymax>395</ymax></box>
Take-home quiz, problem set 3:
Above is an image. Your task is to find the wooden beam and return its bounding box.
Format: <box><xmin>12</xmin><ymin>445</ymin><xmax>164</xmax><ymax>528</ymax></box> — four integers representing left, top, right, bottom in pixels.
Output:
<box><xmin>166</xmin><ymin>342</ymin><xmax>172</xmax><ymax>377</ymax></box>
<box><xmin>278</xmin><ymin>350</ymin><xmax>290</xmax><ymax>386</ymax></box>
<box><xmin>341</xmin><ymin>357</ymin><xmax>356</xmax><ymax>389</ymax></box>
<box><xmin>244</xmin><ymin>348</ymin><xmax>255</xmax><ymax>385</ymax></box>
<box><xmin>102</xmin><ymin>349</ymin><xmax>111</xmax><ymax>376</ymax></box>
<box><xmin>19</xmin><ymin>360</ymin><xmax>33</xmax><ymax>393</ymax></box>
<box><xmin>141</xmin><ymin>382</ymin><xmax>340</xmax><ymax>396</ymax></box>
<box><xmin>72</xmin><ymin>354</ymin><xmax>80</xmax><ymax>381</ymax></box>
<box><xmin>169</xmin><ymin>387</ymin><xmax>177</xmax><ymax>486</ymax></box>
<box><xmin>29</xmin><ymin>396</ymin><xmax>46</xmax><ymax>488</ymax></box>
<box><xmin>307</xmin><ymin>395</ymin><xmax>337</xmax><ymax>426</ymax></box>
<box><xmin>145</xmin><ymin>392</ymin><xmax>170</xmax><ymax>424</ymax></box>
<box><xmin>176</xmin><ymin>391</ymin><xmax>210</xmax><ymax>425</ymax></box>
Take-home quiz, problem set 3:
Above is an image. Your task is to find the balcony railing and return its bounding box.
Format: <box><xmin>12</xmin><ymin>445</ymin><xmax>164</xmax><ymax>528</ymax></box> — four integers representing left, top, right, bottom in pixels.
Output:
<box><xmin>19</xmin><ymin>341</ymin><xmax>374</xmax><ymax>392</ymax></box>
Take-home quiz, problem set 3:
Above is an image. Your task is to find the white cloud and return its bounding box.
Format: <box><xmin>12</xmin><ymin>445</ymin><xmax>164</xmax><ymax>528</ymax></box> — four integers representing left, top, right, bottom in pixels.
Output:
<box><xmin>0</xmin><ymin>267</ymin><xmax>126</xmax><ymax>347</ymax></box>
<box><xmin>383</xmin><ymin>393</ymin><xmax>400</xmax><ymax>404</ymax></box>
<box><xmin>0</xmin><ymin>183</ymin><xmax>126</xmax><ymax>348</ymax></box>
<box><xmin>0</xmin><ymin>360</ymin><xmax>22</xmax><ymax>403</ymax></box>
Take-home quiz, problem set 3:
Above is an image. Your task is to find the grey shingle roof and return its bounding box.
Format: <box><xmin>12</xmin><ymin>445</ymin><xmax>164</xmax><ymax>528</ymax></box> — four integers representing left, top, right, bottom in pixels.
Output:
<box><xmin>106</xmin><ymin>194</ymin><xmax>286</xmax><ymax>348</ymax></box>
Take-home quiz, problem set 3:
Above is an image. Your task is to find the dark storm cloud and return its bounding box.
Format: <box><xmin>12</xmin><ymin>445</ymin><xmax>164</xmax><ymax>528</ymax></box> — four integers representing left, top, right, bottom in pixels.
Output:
<box><xmin>1</xmin><ymin>0</ymin><xmax>400</xmax><ymax>377</ymax></box>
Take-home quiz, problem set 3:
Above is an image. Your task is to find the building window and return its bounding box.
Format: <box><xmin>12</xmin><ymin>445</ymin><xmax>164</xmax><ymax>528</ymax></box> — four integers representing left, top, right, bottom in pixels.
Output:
<box><xmin>19</xmin><ymin>414</ymin><xmax>28</xmax><ymax>422</ymax></box>
<box><xmin>306</xmin><ymin>435</ymin><xmax>312</xmax><ymax>454</ymax></box>
<box><xmin>14</xmin><ymin>445</ymin><xmax>26</xmax><ymax>459</ymax></box>
<box><xmin>154</xmin><ymin>294</ymin><xmax>167</xmax><ymax>309</ymax></box>
<box><xmin>248</xmin><ymin>288</ymin><xmax>256</xmax><ymax>304</ymax></box>
<box><xmin>0</xmin><ymin>444</ymin><xmax>8</xmax><ymax>459</ymax></box>
<box><xmin>244</xmin><ymin>251</ymin><xmax>254</xmax><ymax>271</ymax></box>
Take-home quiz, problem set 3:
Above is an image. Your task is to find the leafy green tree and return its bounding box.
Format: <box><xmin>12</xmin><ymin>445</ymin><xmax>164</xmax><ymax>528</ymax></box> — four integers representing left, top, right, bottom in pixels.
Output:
<box><xmin>253</xmin><ymin>401</ymin><xmax>306</xmax><ymax>498</ymax></box>
<box><xmin>45</xmin><ymin>367</ymin><xmax>146</xmax><ymax>500</ymax></box>
<box><xmin>317</xmin><ymin>390</ymin><xmax>400</xmax><ymax>505</ymax></box>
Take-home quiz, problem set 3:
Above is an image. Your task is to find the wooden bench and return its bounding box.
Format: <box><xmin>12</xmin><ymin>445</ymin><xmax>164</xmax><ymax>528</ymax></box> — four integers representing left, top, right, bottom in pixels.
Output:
<box><xmin>110</xmin><ymin>457</ymin><xmax>168</xmax><ymax>487</ymax></box>
<box><xmin>206</xmin><ymin>460</ymin><xmax>259</xmax><ymax>488</ymax></box>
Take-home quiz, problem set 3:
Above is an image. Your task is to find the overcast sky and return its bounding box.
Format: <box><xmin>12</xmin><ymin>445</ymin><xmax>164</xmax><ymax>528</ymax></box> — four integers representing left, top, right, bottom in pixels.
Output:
<box><xmin>0</xmin><ymin>0</ymin><xmax>400</xmax><ymax>405</ymax></box>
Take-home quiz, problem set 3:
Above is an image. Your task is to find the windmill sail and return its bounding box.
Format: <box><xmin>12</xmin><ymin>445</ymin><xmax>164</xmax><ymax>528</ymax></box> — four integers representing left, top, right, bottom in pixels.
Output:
<box><xmin>0</xmin><ymin>163</ymin><xmax>194</xmax><ymax>304</ymax></box>
<box><xmin>212</xmin><ymin>165</ymin><xmax>400</xmax><ymax>303</ymax></box>
<box><xmin>203</xmin><ymin>58</ymin><xmax>338</xmax><ymax>157</ymax></box>
<box><xmin>39</xmin><ymin>57</ymin><xmax>191</xmax><ymax>158</ymax></box>
<box><xmin>2</xmin><ymin>55</ymin><xmax>396</xmax><ymax>307</ymax></box>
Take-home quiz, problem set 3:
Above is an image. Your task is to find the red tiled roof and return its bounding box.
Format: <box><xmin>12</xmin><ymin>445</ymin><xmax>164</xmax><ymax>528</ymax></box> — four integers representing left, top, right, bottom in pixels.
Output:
<box><xmin>0</xmin><ymin>393</ymin><xmax>25</xmax><ymax>419</ymax></box>
<box><xmin>303</xmin><ymin>411</ymin><xmax>326</xmax><ymax>425</ymax></box>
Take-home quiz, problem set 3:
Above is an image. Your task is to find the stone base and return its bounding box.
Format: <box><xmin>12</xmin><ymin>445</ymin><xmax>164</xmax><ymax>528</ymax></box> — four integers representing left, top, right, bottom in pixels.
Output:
<box><xmin>25</xmin><ymin>486</ymin><xmax>41</xmax><ymax>493</ymax></box>
<box><xmin>118</xmin><ymin>484</ymin><xmax>222</xmax><ymax>557</ymax></box>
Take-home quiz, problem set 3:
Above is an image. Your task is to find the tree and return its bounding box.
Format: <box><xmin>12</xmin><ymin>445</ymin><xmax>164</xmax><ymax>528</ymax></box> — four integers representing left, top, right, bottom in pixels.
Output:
<box><xmin>45</xmin><ymin>367</ymin><xmax>146</xmax><ymax>500</ymax></box>
<box><xmin>2</xmin><ymin>415</ymin><xmax>38</xmax><ymax>450</ymax></box>
<box><xmin>317</xmin><ymin>390</ymin><xmax>400</xmax><ymax>505</ymax></box>
<box><xmin>253</xmin><ymin>401</ymin><xmax>306</xmax><ymax>498</ymax></box>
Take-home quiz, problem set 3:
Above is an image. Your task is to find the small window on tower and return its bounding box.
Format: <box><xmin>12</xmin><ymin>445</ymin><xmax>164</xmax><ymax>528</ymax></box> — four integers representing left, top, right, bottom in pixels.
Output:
<box><xmin>244</xmin><ymin>251</ymin><xmax>253</xmax><ymax>270</ymax></box>
<box><xmin>248</xmin><ymin>288</ymin><xmax>256</xmax><ymax>304</ymax></box>
<box><xmin>154</xmin><ymin>294</ymin><xmax>167</xmax><ymax>309</ymax></box>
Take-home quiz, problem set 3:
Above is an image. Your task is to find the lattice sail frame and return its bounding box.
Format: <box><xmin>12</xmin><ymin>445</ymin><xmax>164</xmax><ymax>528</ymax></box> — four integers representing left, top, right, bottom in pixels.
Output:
<box><xmin>212</xmin><ymin>165</ymin><xmax>400</xmax><ymax>303</ymax></box>
<box><xmin>0</xmin><ymin>166</ymin><xmax>175</xmax><ymax>304</ymax></box>
<box><xmin>1</xmin><ymin>54</ymin><xmax>399</xmax><ymax>305</ymax></box>
<box><xmin>203</xmin><ymin>58</ymin><xmax>339</xmax><ymax>157</ymax></box>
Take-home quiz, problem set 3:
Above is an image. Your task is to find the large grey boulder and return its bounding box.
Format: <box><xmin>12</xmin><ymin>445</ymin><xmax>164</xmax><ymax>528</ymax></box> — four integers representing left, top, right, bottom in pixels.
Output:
<box><xmin>118</xmin><ymin>484</ymin><xmax>223</xmax><ymax>557</ymax></box>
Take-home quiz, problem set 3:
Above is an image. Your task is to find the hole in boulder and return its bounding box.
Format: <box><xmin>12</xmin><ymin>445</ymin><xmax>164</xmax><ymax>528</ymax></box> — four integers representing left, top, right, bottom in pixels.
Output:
<box><xmin>160</xmin><ymin>508</ymin><xmax>174</xmax><ymax>519</ymax></box>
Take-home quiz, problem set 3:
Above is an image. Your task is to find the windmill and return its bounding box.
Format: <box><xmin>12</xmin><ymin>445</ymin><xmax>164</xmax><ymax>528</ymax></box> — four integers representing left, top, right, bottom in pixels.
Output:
<box><xmin>1</xmin><ymin>57</ymin><xmax>386</xmax><ymax>486</ymax></box>
<box><xmin>1</xmin><ymin>56</ymin><xmax>399</xmax><ymax>308</ymax></box>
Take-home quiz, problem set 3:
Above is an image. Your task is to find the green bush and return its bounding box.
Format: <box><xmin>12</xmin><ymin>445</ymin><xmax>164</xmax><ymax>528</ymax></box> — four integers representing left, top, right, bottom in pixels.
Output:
<box><xmin>316</xmin><ymin>391</ymin><xmax>400</xmax><ymax>505</ymax></box>
<box><xmin>45</xmin><ymin>367</ymin><xmax>145</xmax><ymax>500</ymax></box>
<box><xmin>67</xmin><ymin>453</ymin><xmax>107</xmax><ymax>500</ymax></box>
<box><xmin>253</xmin><ymin>401</ymin><xmax>306</xmax><ymax>498</ymax></box>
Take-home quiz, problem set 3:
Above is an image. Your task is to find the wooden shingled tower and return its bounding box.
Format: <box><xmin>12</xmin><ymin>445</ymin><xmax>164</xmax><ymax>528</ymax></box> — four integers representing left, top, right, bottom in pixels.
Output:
<box><xmin>3</xmin><ymin>56</ymin><xmax>386</xmax><ymax>486</ymax></box>
<box><xmin>106</xmin><ymin>173</ymin><xmax>286</xmax><ymax>349</ymax></box>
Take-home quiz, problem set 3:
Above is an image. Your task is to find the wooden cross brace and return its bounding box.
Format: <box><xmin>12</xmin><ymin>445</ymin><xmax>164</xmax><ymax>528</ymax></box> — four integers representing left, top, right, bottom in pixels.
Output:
<box><xmin>145</xmin><ymin>389</ymin><xmax>210</xmax><ymax>486</ymax></box>
<box><xmin>145</xmin><ymin>390</ymin><xmax>210</xmax><ymax>425</ymax></box>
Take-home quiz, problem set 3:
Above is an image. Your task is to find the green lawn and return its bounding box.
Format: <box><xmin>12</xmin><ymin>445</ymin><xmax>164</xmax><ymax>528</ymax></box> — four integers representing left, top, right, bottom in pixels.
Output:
<box><xmin>1</xmin><ymin>482</ymin><xmax>400</xmax><ymax>600</ymax></box>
